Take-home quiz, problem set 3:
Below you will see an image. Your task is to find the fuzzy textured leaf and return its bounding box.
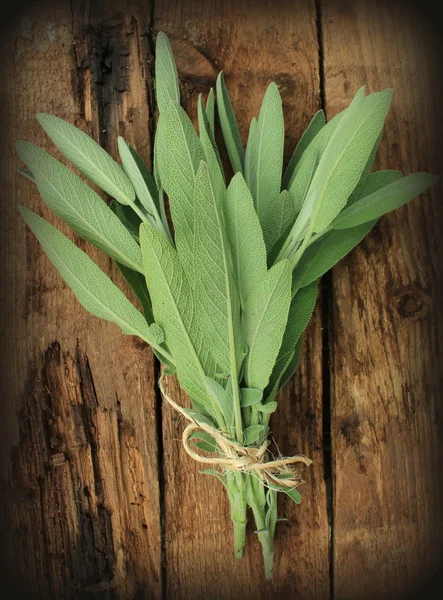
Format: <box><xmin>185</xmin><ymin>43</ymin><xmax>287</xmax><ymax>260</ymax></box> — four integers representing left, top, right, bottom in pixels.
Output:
<box><xmin>37</xmin><ymin>113</ymin><xmax>135</xmax><ymax>206</ymax></box>
<box><xmin>224</xmin><ymin>173</ymin><xmax>267</xmax><ymax>306</ymax></box>
<box><xmin>20</xmin><ymin>207</ymin><xmax>164</xmax><ymax>349</ymax></box>
<box><xmin>155</xmin><ymin>31</ymin><xmax>180</xmax><ymax>114</ymax></box>
<box><xmin>17</xmin><ymin>141</ymin><xmax>143</xmax><ymax>272</ymax></box>
<box><xmin>243</xmin><ymin>260</ymin><xmax>292</xmax><ymax>390</ymax></box>
<box><xmin>216</xmin><ymin>72</ymin><xmax>244</xmax><ymax>173</ymax></box>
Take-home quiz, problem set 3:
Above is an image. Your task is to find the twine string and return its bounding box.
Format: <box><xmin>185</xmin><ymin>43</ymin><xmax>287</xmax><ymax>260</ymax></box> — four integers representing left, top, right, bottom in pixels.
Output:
<box><xmin>159</xmin><ymin>372</ymin><xmax>312</xmax><ymax>489</ymax></box>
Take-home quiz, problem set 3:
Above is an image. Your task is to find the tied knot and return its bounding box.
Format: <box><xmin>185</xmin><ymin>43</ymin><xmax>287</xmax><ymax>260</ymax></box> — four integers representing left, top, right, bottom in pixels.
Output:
<box><xmin>159</xmin><ymin>372</ymin><xmax>312</xmax><ymax>490</ymax></box>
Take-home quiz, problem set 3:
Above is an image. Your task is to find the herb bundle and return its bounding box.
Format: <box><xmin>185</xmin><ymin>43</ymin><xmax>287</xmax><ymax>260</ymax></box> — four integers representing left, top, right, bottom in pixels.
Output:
<box><xmin>16</xmin><ymin>32</ymin><xmax>437</xmax><ymax>578</ymax></box>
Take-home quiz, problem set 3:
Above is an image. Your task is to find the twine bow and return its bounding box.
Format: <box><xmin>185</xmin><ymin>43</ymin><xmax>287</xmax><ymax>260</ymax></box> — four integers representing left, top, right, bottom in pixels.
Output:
<box><xmin>159</xmin><ymin>372</ymin><xmax>312</xmax><ymax>489</ymax></box>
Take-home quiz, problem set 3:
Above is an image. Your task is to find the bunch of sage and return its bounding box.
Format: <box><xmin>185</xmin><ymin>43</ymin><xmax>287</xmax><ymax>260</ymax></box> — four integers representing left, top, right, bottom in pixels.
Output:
<box><xmin>16</xmin><ymin>32</ymin><xmax>438</xmax><ymax>578</ymax></box>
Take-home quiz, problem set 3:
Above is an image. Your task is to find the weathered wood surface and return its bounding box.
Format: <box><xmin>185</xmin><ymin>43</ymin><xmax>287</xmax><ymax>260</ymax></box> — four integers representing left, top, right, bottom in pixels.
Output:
<box><xmin>0</xmin><ymin>0</ymin><xmax>441</xmax><ymax>598</ymax></box>
<box><xmin>321</xmin><ymin>1</ymin><xmax>443</xmax><ymax>598</ymax></box>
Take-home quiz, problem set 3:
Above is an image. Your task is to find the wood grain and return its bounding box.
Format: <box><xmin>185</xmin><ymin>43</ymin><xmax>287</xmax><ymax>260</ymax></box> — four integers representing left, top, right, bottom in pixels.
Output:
<box><xmin>321</xmin><ymin>1</ymin><xmax>443</xmax><ymax>598</ymax></box>
<box><xmin>0</xmin><ymin>1</ymin><xmax>162</xmax><ymax>597</ymax></box>
<box><xmin>154</xmin><ymin>1</ymin><xmax>329</xmax><ymax>598</ymax></box>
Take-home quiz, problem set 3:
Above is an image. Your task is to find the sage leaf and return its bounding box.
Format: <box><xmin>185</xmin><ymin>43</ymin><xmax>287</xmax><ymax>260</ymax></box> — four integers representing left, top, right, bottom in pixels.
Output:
<box><xmin>115</xmin><ymin>261</ymin><xmax>154</xmax><ymax>324</ymax></box>
<box><xmin>257</xmin><ymin>400</ymin><xmax>277</xmax><ymax>414</ymax></box>
<box><xmin>19</xmin><ymin>207</ymin><xmax>165</xmax><ymax>351</ymax></box>
<box><xmin>37</xmin><ymin>113</ymin><xmax>135</xmax><ymax>206</ymax></box>
<box><xmin>18</xmin><ymin>167</ymin><xmax>35</xmax><ymax>181</ymax></box>
<box><xmin>197</xmin><ymin>93</ymin><xmax>225</xmax><ymax>199</ymax></box>
<box><xmin>243</xmin><ymin>260</ymin><xmax>292</xmax><ymax>390</ymax></box>
<box><xmin>248</xmin><ymin>83</ymin><xmax>284</xmax><ymax>248</ymax></box>
<box><xmin>266</xmin><ymin>281</ymin><xmax>318</xmax><ymax>400</ymax></box>
<box><xmin>293</xmin><ymin>221</ymin><xmax>375</xmax><ymax>290</ymax></box>
<box><xmin>193</xmin><ymin>162</ymin><xmax>243</xmax><ymax>375</ymax></box>
<box><xmin>243</xmin><ymin>425</ymin><xmax>265</xmax><ymax>446</ymax></box>
<box><xmin>307</xmin><ymin>89</ymin><xmax>393</xmax><ymax>234</ymax></box>
<box><xmin>206</xmin><ymin>88</ymin><xmax>215</xmax><ymax>134</ymax></box>
<box><xmin>140</xmin><ymin>223</ymin><xmax>215</xmax><ymax>410</ymax></box>
<box><xmin>264</xmin><ymin>189</ymin><xmax>296</xmax><ymax>256</ymax></box>
<box><xmin>204</xmin><ymin>376</ymin><xmax>235</xmax><ymax>433</ymax></box>
<box><xmin>282</xmin><ymin>109</ymin><xmax>326</xmax><ymax>190</ymax></box>
<box><xmin>216</xmin><ymin>71</ymin><xmax>244</xmax><ymax>173</ymax></box>
<box><xmin>240</xmin><ymin>388</ymin><xmax>263</xmax><ymax>407</ymax></box>
<box><xmin>224</xmin><ymin>173</ymin><xmax>267</xmax><ymax>306</ymax></box>
<box><xmin>117</xmin><ymin>137</ymin><xmax>161</xmax><ymax>223</ymax></box>
<box><xmin>155</xmin><ymin>31</ymin><xmax>180</xmax><ymax>114</ymax></box>
<box><xmin>159</xmin><ymin>100</ymin><xmax>204</xmax><ymax>271</ymax></box>
<box><xmin>16</xmin><ymin>141</ymin><xmax>143</xmax><ymax>273</ymax></box>
<box><xmin>189</xmin><ymin>431</ymin><xmax>219</xmax><ymax>453</ymax></box>
<box><xmin>332</xmin><ymin>172</ymin><xmax>438</xmax><ymax>229</ymax></box>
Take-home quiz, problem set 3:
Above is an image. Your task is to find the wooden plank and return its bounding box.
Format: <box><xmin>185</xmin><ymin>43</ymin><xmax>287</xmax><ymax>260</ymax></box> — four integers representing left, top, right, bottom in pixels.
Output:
<box><xmin>321</xmin><ymin>1</ymin><xmax>443</xmax><ymax>598</ymax></box>
<box><xmin>0</xmin><ymin>2</ymin><xmax>162</xmax><ymax>597</ymax></box>
<box><xmin>154</xmin><ymin>1</ymin><xmax>330</xmax><ymax>597</ymax></box>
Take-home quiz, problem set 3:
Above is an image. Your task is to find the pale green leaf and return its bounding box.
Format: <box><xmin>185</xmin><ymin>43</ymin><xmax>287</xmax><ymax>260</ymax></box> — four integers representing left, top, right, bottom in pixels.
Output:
<box><xmin>257</xmin><ymin>400</ymin><xmax>277</xmax><ymax>414</ymax></box>
<box><xmin>216</xmin><ymin>71</ymin><xmax>244</xmax><ymax>173</ymax></box>
<box><xmin>206</xmin><ymin>88</ymin><xmax>215</xmax><ymax>134</ymax></box>
<box><xmin>193</xmin><ymin>162</ymin><xmax>242</xmax><ymax>375</ymax></box>
<box><xmin>159</xmin><ymin>101</ymin><xmax>204</xmax><ymax>272</ymax></box>
<box><xmin>114</xmin><ymin>261</ymin><xmax>154</xmax><ymax>323</ymax></box>
<box><xmin>17</xmin><ymin>141</ymin><xmax>143</xmax><ymax>272</ymax></box>
<box><xmin>263</xmin><ymin>189</ymin><xmax>296</xmax><ymax>256</ymax></box>
<box><xmin>189</xmin><ymin>431</ymin><xmax>219</xmax><ymax>453</ymax></box>
<box><xmin>243</xmin><ymin>425</ymin><xmax>265</xmax><ymax>446</ymax></box>
<box><xmin>282</xmin><ymin>109</ymin><xmax>326</xmax><ymax>190</ymax></box>
<box><xmin>293</xmin><ymin>221</ymin><xmax>375</xmax><ymax>290</ymax></box>
<box><xmin>118</xmin><ymin>137</ymin><xmax>159</xmax><ymax>218</ymax></box>
<box><xmin>279</xmin><ymin>335</ymin><xmax>304</xmax><ymax>391</ymax></box>
<box><xmin>19</xmin><ymin>207</ymin><xmax>166</xmax><ymax>351</ymax></box>
<box><xmin>240</xmin><ymin>388</ymin><xmax>263</xmax><ymax>407</ymax></box>
<box><xmin>224</xmin><ymin>173</ymin><xmax>267</xmax><ymax>306</ymax></box>
<box><xmin>155</xmin><ymin>31</ymin><xmax>180</xmax><ymax>113</ymax></box>
<box><xmin>244</xmin><ymin>117</ymin><xmax>258</xmax><ymax>191</ymax></box>
<box><xmin>204</xmin><ymin>376</ymin><xmax>235</xmax><ymax>432</ymax></box>
<box><xmin>197</xmin><ymin>94</ymin><xmax>225</xmax><ymax>198</ymax></box>
<box><xmin>332</xmin><ymin>172</ymin><xmax>438</xmax><ymax>229</ymax></box>
<box><xmin>18</xmin><ymin>167</ymin><xmax>35</xmax><ymax>181</ymax></box>
<box><xmin>37</xmin><ymin>113</ymin><xmax>135</xmax><ymax>206</ymax></box>
<box><xmin>248</xmin><ymin>83</ymin><xmax>284</xmax><ymax>246</ymax></box>
<box><xmin>243</xmin><ymin>260</ymin><xmax>292</xmax><ymax>390</ymax></box>
<box><xmin>307</xmin><ymin>89</ymin><xmax>393</xmax><ymax>234</ymax></box>
<box><xmin>266</xmin><ymin>281</ymin><xmax>318</xmax><ymax>400</ymax></box>
<box><xmin>141</xmin><ymin>223</ymin><xmax>218</xmax><ymax>409</ymax></box>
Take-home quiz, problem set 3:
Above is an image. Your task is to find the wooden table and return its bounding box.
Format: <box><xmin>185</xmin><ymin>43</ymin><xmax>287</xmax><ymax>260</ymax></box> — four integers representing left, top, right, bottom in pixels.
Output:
<box><xmin>1</xmin><ymin>1</ymin><xmax>442</xmax><ymax>598</ymax></box>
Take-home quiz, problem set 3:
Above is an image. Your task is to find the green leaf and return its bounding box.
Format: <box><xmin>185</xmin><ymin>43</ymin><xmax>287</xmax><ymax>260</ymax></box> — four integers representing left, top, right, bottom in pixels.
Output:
<box><xmin>270</xmin><ymin>484</ymin><xmax>301</xmax><ymax>504</ymax></box>
<box><xmin>294</xmin><ymin>221</ymin><xmax>375</xmax><ymax>290</ymax></box>
<box><xmin>197</xmin><ymin>94</ymin><xmax>225</xmax><ymax>199</ymax></box>
<box><xmin>19</xmin><ymin>207</ymin><xmax>166</xmax><ymax>351</ymax></box>
<box><xmin>155</xmin><ymin>31</ymin><xmax>180</xmax><ymax>114</ymax></box>
<box><xmin>224</xmin><ymin>173</ymin><xmax>267</xmax><ymax>306</ymax></box>
<box><xmin>117</xmin><ymin>137</ymin><xmax>160</xmax><ymax>220</ymax></box>
<box><xmin>349</xmin><ymin>169</ymin><xmax>403</xmax><ymax>205</ymax></box>
<box><xmin>247</xmin><ymin>83</ymin><xmax>284</xmax><ymax>248</ymax></box>
<box><xmin>266</xmin><ymin>281</ymin><xmax>318</xmax><ymax>400</ymax></box>
<box><xmin>282</xmin><ymin>109</ymin><xmax>326</xmax><ymax>190</ymax></box>
<box><xmin>243</xmin><ymin>260</ymin><xmax>292</xmax><ymax>390</ymax></box>
<box><xmin>159</xmin><ymin>101</ymin><xmax>204</xmax><ymax>272</ymax></box>
<box><xmin>305</xmin><ymin>89</ymin><xmax>393</xmax><ymax>234</ymax></box>
<box><xmin>216</xmin><ymin>71</ymin><xmax>244</xmax><ymax>173</ymax></box>
<box><xmin>244</xmin><ymin>117</ymin><xmax>258</xmax><ymax>191</ymax></box>
<box><xmin>110</xmin><ymin>199</ymin><xmax>141</xmax><ymax>242</ymax></box>
<box><xmin>206</xmin><ymin>88</ymin><xmax>215</xmax><ymax>134</ymax></box>
<box><xmin>182</xmin><ymin>408</ymin><xmax>217</xmax><ymax>428</ymax></box>
<box><xmin>114</xmin><ymin>261</ymin><xmax>154</xmax><ymax>324</ymax></box>
<box><xmin>257</xmin><ymin>400</ymin><xmax>277</xmax><ymax>414</ymax></box>
<box><xmin>189</xmin><ymin>431</ymin><xmax>219</xmax><ymax>453</ymax></box>
<box><xmin>16</xmin><ymin>141</ymin><xmax>143</xmax><ymax>273</ymax></box>
<box><xmin>240</xmin><ymin>388</ymin><xmax>263</xmax><ymax>407</ymax></box>
<box><xmin>140</xmin><ymin>223</ymin><xmax>214</xmax><ymax>410</ymax></box>
<box><xmin>18</xmin><ymin>167</ymin><xmax>35</xmax><ymax>181</ymax></box>
<box><xmin>332</xmin><ymin>172</ymin><xmax>438</xmax><ymax>229</ymax></box>
<box><xmin>264</xmin><ymin>189</ymin><xmax>296</xmax><ymax>256</ymax></box>
<box><xmin>204</xmin><ymin>376</ymin><xmax>235</xmax><ymax>432</ymax></box>
<box><xmin>288</xmin><ymin>111</ymin><xmax>345</xmax><ymax>212</ymax></box>
<box><xmin>345</xmin><ymin>131</ymin><xmax>383</xmax><ymax>206</ymax></box>
<box><xmin>278</xmin><ymin>335</ymin><xmax>304</xmax><ymax>391</ymax></box>
<box><xmin>37</xmin><ymin>113</ymin><xmax>135</xmax><ymax>206</ymax></box>
<box><xmin>243</xmin><ymin>425</ymin><xmax>265</xmax><ymax>446</ymax></box>
<box><xmin>193</xmin><ymin>162</ymin><xmax>243</xmax><ymax>375</ymax></box>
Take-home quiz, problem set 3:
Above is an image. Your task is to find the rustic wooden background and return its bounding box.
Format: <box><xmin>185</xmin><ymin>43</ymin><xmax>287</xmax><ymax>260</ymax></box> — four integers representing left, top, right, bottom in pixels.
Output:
<box><xmin>1</xmin><ymin>0</ymin><xmax>442</xmax><ymax>598</ymax></box>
